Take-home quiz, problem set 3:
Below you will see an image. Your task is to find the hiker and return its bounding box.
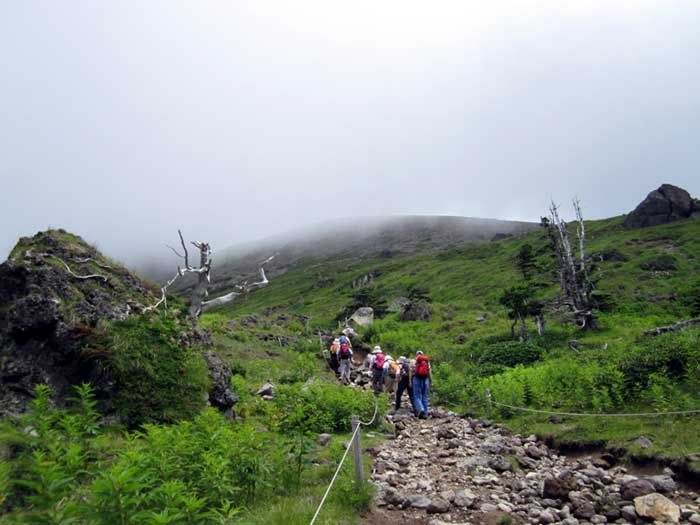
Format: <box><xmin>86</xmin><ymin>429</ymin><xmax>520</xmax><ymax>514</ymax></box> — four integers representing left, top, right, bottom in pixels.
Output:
<box><xmin>369</xmin><ymin>346</ymin><xmax>386</xmax><ymax>395</ymax></box>
<box><xmin>395</xmin><ymin>356</ymin><xmax>414</xmax><ymax>412</ymax></box>
<box><xmin>412</xmin><ymin>350</ymin><xmax>432</xmax><ymax>419</ymax></box>
<box><xmin>337</xmin><ymin>335</ymin><xmax>353</xmax><ymax>384</ymax></box>
<box><xmin>328</xmin><ymin>338</ymin><xmax>340</xmax><ymax>376</ymax></box>
<box><xmin>384</xmin><ymin>355</ymin><xmax>399</xmax><ymax>394</ymax></box>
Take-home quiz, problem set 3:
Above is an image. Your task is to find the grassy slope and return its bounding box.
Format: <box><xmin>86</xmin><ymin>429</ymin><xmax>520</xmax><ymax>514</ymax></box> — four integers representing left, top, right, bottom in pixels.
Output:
<box><xmin>202</xmin><ymin>215</ymin><xmax>700</xmax><ymax>463</ymax></box>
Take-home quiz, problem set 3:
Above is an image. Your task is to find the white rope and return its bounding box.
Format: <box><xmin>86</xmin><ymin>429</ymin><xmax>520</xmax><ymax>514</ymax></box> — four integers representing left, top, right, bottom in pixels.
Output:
<box><xmin>490</xmin><ymin>399</ymin><xmax>700</xmax><ymax>418</ymax></box>
<box><xmin>360</xmin><ymin>401</ymin><xmax>379</xmax><ymax>426</ymax></box>
<box><xmin>309</xmin><ymin>400</ymin><xmax>378</xmax><ymax>525</ymax></box>
<box><xmin>309</xmin><ymin>424</ymin><xmax>361</xmax><ymax>525</ymax></box>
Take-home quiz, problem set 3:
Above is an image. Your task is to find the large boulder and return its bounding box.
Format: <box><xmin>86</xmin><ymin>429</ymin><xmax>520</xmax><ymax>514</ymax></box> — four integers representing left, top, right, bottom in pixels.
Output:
<box><xmin>621</xmin><ymin>478</ymin><xmax>656</xmax><ymax>500</ymax></box>
<box><xmin>400</xmin><ymin>301</ymin><xmax>432</xmax><ymax>322</ymax></box>
<box><xmin>624</xmin><ymin>184</ymin><xmax>696</xmax><ymax>228</ymax></box>
<box><xmin>634</xmin><ymin>493</ymin><xmax>680</xmax><ymax>523</ymax></box>
<box><xmin>542</xmin><ymin>470</ymin><xmax>578</xmax><ymax>500</ymax></box>
<box><xmin>0</xmin><ymin>230</ymin><xmax>156</xmax><ymax>416</ymax></box>
<box><xmin>348</xmin><ymin>307</ymin><xmax>374</xmax><ymax>327</ymax></box>
<box><xmin>0</xmin><ymin>229</ymin><xmax>233</xmax><ymax>423</ymax></box>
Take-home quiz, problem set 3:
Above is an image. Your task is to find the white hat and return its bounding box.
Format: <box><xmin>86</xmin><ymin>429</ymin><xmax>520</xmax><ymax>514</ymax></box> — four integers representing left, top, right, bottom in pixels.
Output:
<box><xmin>386</xmin><ymin>355</ymin><xmax>393</xmax><ymax>361</ymax></box>
<box><xmin>416</xmin><ymin>350</ymin><xmax>424</xmax><ymax>356</ymax></box>
<box><xmin>373</xmin><ymin>345</ymin><xmax>382</xmax><ymax>353</ymax></box>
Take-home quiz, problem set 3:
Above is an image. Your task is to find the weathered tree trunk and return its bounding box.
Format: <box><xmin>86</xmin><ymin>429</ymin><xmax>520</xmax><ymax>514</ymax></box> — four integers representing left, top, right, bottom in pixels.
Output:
<box><xmin>188</xmin><ymin>242</ymin><xmax>212</xmax><ymax>318</ymax></box>
<box><xmin>536</xmin><ymin>314</ymin><xmax>546</xmax><ymax>336</ymax></box>
<box><xmin>549</xmin><ymin>200</ymin><xmax>596</xmax><ymax>331</ymax></box>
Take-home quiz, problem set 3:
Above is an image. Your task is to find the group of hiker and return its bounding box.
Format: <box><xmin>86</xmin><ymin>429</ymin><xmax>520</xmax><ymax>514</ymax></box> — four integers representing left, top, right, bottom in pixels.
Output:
<box><xmin>328</xmin><ymin>334</ymin><xmax>432</xmax><ymax>419</ymax></box>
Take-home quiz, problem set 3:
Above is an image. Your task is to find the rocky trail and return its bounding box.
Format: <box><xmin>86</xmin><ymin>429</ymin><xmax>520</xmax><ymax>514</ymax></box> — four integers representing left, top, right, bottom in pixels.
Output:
<box><xmin>363</xmin><ymin>407</ymin><xmax>700</xmax><ymax>525</ymax></box>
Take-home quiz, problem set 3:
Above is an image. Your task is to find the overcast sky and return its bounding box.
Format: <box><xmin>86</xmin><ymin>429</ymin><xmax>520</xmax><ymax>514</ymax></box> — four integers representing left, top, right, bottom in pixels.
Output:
<box><xmin>2</xmin><ymin>1</ymin><xmax>699</xmax><ymax>265</ymax></box>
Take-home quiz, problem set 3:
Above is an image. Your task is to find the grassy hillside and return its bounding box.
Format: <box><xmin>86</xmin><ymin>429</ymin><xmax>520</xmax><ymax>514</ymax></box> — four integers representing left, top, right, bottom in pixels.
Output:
<box><xmin>203</xmin><ymin>214</ymin><xmax>700</xmax><ymax>464</ymax></box>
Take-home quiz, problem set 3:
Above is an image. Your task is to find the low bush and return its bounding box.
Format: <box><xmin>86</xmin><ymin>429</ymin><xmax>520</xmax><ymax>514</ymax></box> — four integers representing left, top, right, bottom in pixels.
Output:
<box><xmin>272</xmin><ymin>382</ymin><xmax>382</xmax><ymax>434</ymax></box>
<box><xmin>478</xmin><ymin>359</ymin><xmax>626</xmax><ymax>414</ymax></box>
<box><xmin>476</xmin><ymin>340</ymin><xmax>544</xmax><ymax>369</ymax></box>
<box><xmin>105</xmin><ymin>316</ymin><xmax>211</xmax><ymax>427</ymax></box>
<box><xmin>619</xmin><ymin>330</ymin><xmax>700</xmax><ymax>394</ymax></box>
<box><xmin>0</xmin><ymin>385</ymin><xmax>312</xmax><ymax>524</ymax></box>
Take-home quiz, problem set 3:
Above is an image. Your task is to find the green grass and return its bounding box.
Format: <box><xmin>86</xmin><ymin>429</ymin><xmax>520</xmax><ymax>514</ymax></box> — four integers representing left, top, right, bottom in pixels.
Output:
<box><xmin>201</xmin><ymin>215</ymin><xmax>700</xmax><ymax>462</ymax></box>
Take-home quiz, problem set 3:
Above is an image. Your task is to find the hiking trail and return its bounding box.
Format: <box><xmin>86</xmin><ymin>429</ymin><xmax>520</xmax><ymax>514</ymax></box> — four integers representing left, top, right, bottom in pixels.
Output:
<box><xmin>332</xmin><ymin>359</ymin><xmax>700</xmax><ymax>525</ymax></box>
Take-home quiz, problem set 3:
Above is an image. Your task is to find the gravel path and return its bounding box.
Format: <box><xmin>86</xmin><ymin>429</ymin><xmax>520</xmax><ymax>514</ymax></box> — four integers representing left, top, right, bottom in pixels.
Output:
<box><xmin>366</xmin><ymin>407</ymin><xmax>700</xmax><ymax>525</ymax></box>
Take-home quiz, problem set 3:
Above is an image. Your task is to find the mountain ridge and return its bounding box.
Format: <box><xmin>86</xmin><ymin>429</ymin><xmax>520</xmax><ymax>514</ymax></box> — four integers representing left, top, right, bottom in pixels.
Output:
<box><xmin>170</xmin><ymin>214</ymin><xmax>539</xmax><ymax>296</ymax></box>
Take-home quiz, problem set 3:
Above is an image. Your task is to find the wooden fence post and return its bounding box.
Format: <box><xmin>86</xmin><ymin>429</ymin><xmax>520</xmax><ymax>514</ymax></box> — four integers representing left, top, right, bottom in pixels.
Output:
<box><xmin>351</xmin><ymin>415</ymin><xmax>364</xmax><ymax>484</ymax></box>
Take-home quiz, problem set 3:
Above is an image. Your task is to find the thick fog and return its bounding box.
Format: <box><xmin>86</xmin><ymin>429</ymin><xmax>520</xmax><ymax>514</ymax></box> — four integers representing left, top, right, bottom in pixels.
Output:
<box><xmin>1</xmin><ymin>1</ymin><xmax>699</xmax><ymax>267</ymax></box>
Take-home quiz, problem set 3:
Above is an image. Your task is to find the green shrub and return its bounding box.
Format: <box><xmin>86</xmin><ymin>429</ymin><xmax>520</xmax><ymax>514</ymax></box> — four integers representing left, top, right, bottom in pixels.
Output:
<box><xmin>619</xmin><ymin>331</ymin><xmax>700</xmax><ymax>394</ymax></box>
<box><xmin>477</xmin><ymin>340</ymin><xmax>544</xmax><ymax>369</ymax></box>
<box><xmin>272</xmin><ymin>382</ymin><xmax>381</xmax><ymax>434</ymax></box>
<box><xmin>479</xmin><ymin>359</ymin><xmax>626</xmax><ymax>415</ymax></box>
<box><xmin>0</xmin><ymin>384</ymin><xmax>103</xmax><ymax>521</ymax></box>
<box><xmin>81</xmin><ymin>409</ymin><xmax>296</xmax><ymax>524</ymax></box>
<box><xmin>105</xmin><ymin>316</ymin><xmax>211</xmax><ymax>427</ymax></box>
<box><xmin>431</xmin><ymin>362</ymin><xmax>469</xmax><ymax>407</ymax></box>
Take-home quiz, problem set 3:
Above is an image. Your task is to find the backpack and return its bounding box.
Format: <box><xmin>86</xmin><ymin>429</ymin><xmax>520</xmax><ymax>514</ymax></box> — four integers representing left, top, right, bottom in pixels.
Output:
<box><xmin>389</xmin><ymin>361</ymin><xmax>399</xmax><ymax>378</ymax></box>
<box><xmin>339</xmin><ymin>342</ymin><xmax>350</xmax><ymax>358</ymax></box>
<box><xmin>415</xmin><ymin>355</ymin><xmax>430</xmax><ymax>377</ymax></box>
<box><xmin>400</xmin><ymin>360</ymin><xmax>410</xmax><ymax>378</ymax></box>
<box><xmin>331</xmin><ymin>342</ymin><xmax>340</xmax><ymax>353</ymax></box>
<box><xmin>374</xmin><ymin>353</ymin><xmax>385</xmax><ymax>370</ymax></box>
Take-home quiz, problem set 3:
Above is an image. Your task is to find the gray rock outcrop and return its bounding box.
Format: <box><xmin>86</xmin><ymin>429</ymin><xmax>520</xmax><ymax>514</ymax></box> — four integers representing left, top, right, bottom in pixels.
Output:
<box><xmin>201</xmin><ymin>351</ymin><xmax>239</xmax><ymax>418</ymax></box>
<box><xmin>624</xmin><ymin>184</ymin><xmax>700</xmax><ymax>228</ymax></box>
<box><xmin>0</xmin><ymin>230</ymin><xmax>155</xmax><ymax>416</ymax></box>
<box><xmin>348</xmin><ymin>307</ymin><xmax>374</xmax><ymax>327</ymax></box>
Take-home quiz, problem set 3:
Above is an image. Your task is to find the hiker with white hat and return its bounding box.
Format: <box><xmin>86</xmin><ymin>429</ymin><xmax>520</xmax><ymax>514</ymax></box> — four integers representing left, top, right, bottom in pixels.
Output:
<box><xmin>383</xmin><ymin>355</ymin><xmax>399</xmax><ymax>395</ymax></box>
<box><xmin>369</xmin><ymin>345</ymin><xmax>386</xmax><ymax>395</ymax></box>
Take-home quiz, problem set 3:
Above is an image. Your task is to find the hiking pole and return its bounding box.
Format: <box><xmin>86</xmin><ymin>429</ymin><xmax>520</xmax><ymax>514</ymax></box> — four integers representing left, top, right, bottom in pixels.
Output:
<box><xmin>351</xmin><ymin>415</ymin><xmax>365</xmax><ymax>484</ymax></box>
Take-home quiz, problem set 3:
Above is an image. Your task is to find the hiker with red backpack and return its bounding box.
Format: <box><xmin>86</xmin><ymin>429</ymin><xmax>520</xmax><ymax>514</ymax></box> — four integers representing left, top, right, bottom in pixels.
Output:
<box><xmin>369</xmin><ymin>346</ymin><xmax>386</xmax><ymax>395</ymax></box>
<box><xmin>337</xmin><ymin>334</ymin><xmax>353</xmax><ymax>384</ymax></box>
<box><xmin>411</xmin><ymin>350</ymin><xmax>432</xmax><ymax>419</ymax></box>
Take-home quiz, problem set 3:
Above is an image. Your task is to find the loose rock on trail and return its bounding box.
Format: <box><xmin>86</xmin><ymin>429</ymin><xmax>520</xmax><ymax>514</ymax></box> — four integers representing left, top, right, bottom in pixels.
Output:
<box><xmin>365</xmin><ymin>408</ymin><xmax>700</xmax><ymax>525</ymax></box>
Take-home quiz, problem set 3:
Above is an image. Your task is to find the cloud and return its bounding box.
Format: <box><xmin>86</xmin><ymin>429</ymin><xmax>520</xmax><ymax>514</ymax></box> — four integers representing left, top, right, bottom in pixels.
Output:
<box><xmin>1</xmin><ymin>1</ymin><xmax>699</xmax><ymax>264</ymax></box>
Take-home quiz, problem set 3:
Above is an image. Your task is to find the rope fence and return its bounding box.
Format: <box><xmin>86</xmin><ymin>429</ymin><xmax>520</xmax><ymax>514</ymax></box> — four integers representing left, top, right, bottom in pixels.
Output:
<box><xmin>486</xmin><ymin>389</ymin><xmax>700</xmax><ymax>418</ymax></box>
<box><xmin>309</xmin><ymin>401</ymin><xmax>378</xmax><ymax>525</ymax></box>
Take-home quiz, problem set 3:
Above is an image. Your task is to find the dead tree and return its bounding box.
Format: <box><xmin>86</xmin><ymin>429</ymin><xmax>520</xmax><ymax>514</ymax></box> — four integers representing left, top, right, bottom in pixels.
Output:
<box><xmin>547</xmin><ymin>199</ymin><xmax>596</xmax><ymax>330</ymax></box>
<box><xmin>145</xmin><ymin>230</ymin><xmax>275</xmax><ymax>319</ymax></box>
<box><xmin>144</xmin><ymin>230</ymin><xmax>212</xmax><ymax>319</ymax></box>
<box><xmin>200</xmin><ymin>254</ymin><xmax>276</xmax><ymax>313</ymax></box>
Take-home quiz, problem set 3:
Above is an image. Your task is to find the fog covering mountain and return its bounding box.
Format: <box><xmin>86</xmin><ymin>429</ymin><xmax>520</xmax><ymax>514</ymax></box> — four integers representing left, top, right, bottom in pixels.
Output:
<box><xmin>158</xmin><ymin>215</ymin><xmax>538</xmax><ymax>296</ymax></box>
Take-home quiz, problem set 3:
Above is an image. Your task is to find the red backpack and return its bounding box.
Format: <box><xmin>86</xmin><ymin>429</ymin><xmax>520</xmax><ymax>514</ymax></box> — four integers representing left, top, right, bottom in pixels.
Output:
<box><xmin>340</xmin><ymin>342</ymin><xmax>350</xmax><ymax>358</ymax></box>
<box><xmin>415</xmin><ymin>355</ymin><xmax>430</xmax><ymax>377</ymax></box>
<box><xmin>374</xmin><ymin>353</ymin><xmax>385</xmax><ymax>370</ymax></box>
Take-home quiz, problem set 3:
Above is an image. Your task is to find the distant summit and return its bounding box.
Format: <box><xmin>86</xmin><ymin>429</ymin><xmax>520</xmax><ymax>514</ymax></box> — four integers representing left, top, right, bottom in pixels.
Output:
<box><xmin>177</xmin><ymin>215</ymin><xmax>538</xmax><ymax>297</ymax></box>
<box><xmin>624</xmin><ymin>184</ymin><xmax>700</xmax><ymax>228</ymax></box>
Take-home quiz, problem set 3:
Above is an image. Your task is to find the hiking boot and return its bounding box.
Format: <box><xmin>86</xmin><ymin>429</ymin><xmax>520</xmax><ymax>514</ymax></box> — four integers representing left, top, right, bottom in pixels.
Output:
<box><xmin>418</xmin><ymin>412</ymin><xmax>427</xmax><ymax>419</ymax></box>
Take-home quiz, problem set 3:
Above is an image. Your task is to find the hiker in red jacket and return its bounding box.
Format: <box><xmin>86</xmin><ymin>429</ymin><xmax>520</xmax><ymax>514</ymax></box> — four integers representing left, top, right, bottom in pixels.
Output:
<box><xmin>411</xmin><ymin>350</ymin><xmax>432</xmax><ymax>419</ymax></box>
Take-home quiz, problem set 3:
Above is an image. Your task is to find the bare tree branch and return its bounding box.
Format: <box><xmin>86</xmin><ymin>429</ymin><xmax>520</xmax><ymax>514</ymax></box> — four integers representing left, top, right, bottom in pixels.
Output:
<box><xmin>165</xmin><ymin>245</ymin><xmax>185</xmax><ymax>259</ymax></box>
<box><xmin>178</xmin><ymin>229</ymin><xmax>190</xmax><ymax>269</ymax></box>
<box><xmin>36</xmin><ymin>252</ymin><xmax>108</xmax><ymax>281</ymax></box>
<box><xmin>200</xmin><ymin>254</ymin><xmax>276</xmax><ymax>313</ymax></box>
